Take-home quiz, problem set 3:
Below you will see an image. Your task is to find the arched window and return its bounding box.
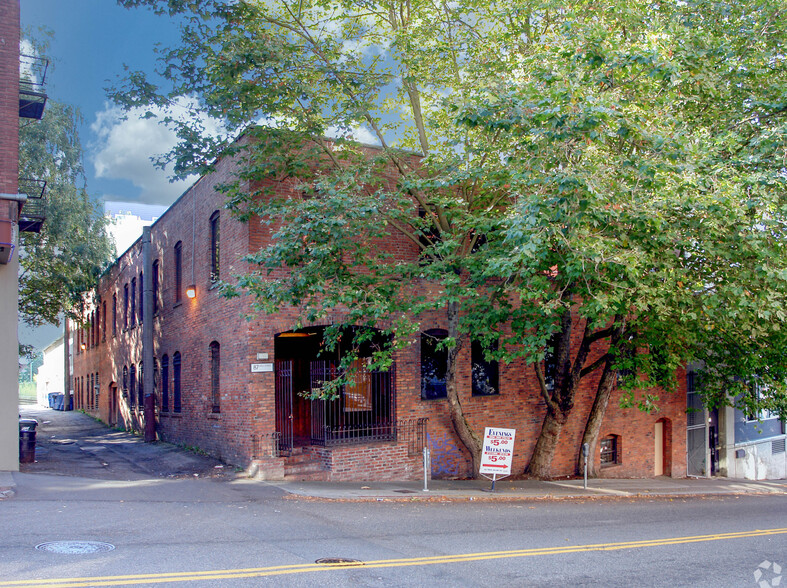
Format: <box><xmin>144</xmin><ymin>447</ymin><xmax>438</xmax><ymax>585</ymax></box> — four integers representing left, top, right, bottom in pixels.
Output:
<box><xmin>138</xmin><ymin>272</ymin><xmax>144</xmax><ymax>324</ymax></box>
<box><xmin>123</xmin><ymin>283</ymin><xmax>129</xmax><ymax>330</ymax></box>
<box><xmin>173</xmin><ymin>352</ymin><xmax>182</xmax><ymax>413</ymax></box>
<box><xmin>138</xmin><ymin>361</ymin><xmax>144</xmax><ymax>407</ymax></box>
<box><xmin>210</xmin><ymin>341</ymin><xmax>220</xmax><ymax>413</ymax></box>
<box><xmin>600</xmin><ymin>434</ymin><xmax>621</xmax><ymax>466</ymax></box>
<box><xmin>174</xmin><ymin>241</ymin><xmax>183</xmax><ymax>303</ymax></box>
<box><xmin>209</xmin><ymin>211</ymin><xmax>220</xmax><ymax>283</ymax></box>
<box><xmin>421</xmin><ymin>329</ymin><xmax>448</xmax><ymax>400</ymax></box>
<box><xmin>161</xmin><ymin>355</ymin><xmax>169</xmax><ymax>412</ymax></box>
<box><xmin>130</xmin><ymin>277</ymin><xmax>137</xmax><ymax>327</ymax></box>
<box><xmin>129</xmin><ymin>365</ymin><xmax>137</xmax><ymax>409</ymax></box>
<box><xmin>472</xmin><ymin>339</ymin><xmax>499</xmax><ymax>396</ymax></box>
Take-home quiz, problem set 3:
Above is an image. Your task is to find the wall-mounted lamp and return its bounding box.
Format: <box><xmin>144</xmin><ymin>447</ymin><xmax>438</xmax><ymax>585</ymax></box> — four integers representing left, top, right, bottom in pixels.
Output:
<box><xmin>186</xmin><ymin>285</ymin><xmax>197</xmax><ymax>299</ymax></box>
<box><xmin>80</xmin><ymin>343</ymin><xmax>86</xmax><ymax>350</ymax></box>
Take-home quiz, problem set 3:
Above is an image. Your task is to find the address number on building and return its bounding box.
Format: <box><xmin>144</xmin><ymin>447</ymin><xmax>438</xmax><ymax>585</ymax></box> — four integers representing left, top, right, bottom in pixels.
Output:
<box><xmin>251</xmin><ymin>363</ymin><xmax>273</xmax><ymax>373</ymax></box>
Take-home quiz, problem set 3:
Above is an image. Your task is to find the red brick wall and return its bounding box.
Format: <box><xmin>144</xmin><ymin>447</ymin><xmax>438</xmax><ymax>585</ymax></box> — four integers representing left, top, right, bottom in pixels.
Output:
<box><xmin>0</xmin><ymin>0</ymin><xmax>19</xmax><ymax>202</ymax></box>
<box><xmin>74</xmin><ymin>139</ymin><xmax>687</xmax><ymax>481</ymax></box>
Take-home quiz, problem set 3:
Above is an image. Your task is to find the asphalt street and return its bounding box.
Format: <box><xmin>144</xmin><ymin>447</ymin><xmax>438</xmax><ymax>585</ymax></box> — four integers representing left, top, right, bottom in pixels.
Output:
<box><xmin>1</xmin><ymin>408</ymin><xmax>786</xmax><ymax>587</ymax></box>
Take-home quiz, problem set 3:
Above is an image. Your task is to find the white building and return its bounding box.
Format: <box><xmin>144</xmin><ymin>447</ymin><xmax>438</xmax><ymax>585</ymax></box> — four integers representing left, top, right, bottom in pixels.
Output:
<box><xmin>35</xmin><ymin>335</ymin><xmax>64</xmax><ymax>407</ymax></box>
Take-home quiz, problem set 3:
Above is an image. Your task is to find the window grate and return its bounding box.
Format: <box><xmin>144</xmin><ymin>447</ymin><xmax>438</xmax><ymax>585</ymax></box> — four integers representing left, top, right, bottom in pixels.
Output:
<box><xmin>772</xmin><ymin>439</ymin><xmax>786</xmax><ymax>455</ymax></box>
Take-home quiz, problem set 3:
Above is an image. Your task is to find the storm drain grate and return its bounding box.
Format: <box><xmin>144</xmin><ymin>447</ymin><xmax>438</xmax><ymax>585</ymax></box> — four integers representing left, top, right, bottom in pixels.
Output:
<box><xmin>394</xmin><ymin>489</ymin><xmax>417</xmax><ymax>494</ymax></box>
<box><xmin>315</xmin><ymin>558</ymin><xmax>364</xmax><ymax>565</ymax></box>
<box><xmin>36</xmin><ymin>541</ymin><xmax>115</xmax><ymax>554</ymax></box>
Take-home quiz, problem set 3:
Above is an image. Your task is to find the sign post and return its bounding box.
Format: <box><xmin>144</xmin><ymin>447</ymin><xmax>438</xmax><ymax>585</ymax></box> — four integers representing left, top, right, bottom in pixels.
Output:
<box><xmin>479</xmin><ymin>427</ymin><xmax>516</xmax><ymax>492</ymax></box>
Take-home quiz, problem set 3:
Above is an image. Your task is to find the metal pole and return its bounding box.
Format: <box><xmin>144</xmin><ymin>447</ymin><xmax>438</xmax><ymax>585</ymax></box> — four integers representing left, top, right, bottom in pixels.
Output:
<box><xmin>422</xmin><ymin>446</ymin><xmax>430</xmax><ymax>492</ymax></box>
<box><xmin>142</xmin><ymin>227</ymin><xmax>156</xmax><ymax>442</ymax></box>
<box><xmin>63</xmin><ymin>318</ymin><xmax>71</xmax><ymax>411</ymax></box>
<box><xmin>582</xmin><ymin>443</ymin><xmax>589</xmax><ymax>490</ymax></box>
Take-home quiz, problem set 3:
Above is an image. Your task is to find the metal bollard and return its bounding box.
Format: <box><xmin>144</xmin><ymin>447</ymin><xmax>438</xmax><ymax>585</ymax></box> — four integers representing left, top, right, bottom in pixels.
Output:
<box><xmin>422</xmin><ymin>446</ymin><xmax>430</xmax><ymax>492</ymax></box>
<box><xmin>582</xmin><ymin>443</ymin><xmax>589</xmax><ymax>489</ymax></box>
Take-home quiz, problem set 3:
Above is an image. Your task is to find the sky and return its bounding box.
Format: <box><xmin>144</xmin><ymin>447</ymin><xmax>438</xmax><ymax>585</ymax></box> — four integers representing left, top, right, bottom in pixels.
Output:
<box><xmin>21</xmin><ymin>0</ymin><xmax>193</xmax><ymax>220</ymax></box>
<box><xmin>19</xmin><ymin>1</ymin><xmax>191</xmax><ymax>350</ymax></box>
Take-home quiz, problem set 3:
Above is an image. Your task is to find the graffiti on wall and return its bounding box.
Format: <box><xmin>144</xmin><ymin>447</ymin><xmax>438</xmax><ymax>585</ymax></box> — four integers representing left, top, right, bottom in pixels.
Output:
<box><xmin>428</xmin><ymin>432</ymin><xmax>467</xmax><ymax>478</ymax></box>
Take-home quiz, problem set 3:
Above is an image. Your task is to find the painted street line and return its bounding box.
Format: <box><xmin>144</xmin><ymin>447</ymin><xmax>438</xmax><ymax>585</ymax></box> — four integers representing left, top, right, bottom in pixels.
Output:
<box><xmin>3</xmin><ymin>527</ymin><xmax>787</xmax><ymax>587</ymax></box>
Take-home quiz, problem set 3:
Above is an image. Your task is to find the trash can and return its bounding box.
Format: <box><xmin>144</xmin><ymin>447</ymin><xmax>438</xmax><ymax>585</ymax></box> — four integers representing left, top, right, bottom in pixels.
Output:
<box><xmin>19</xmin><ymin>418</ymin><xmax>38</xmax><ymax>464</ymax></box>
<box><xmin>48</xmin><ymin>392</ymin><xmax>58</xmax><ymax>408</ymax></box>
<box><xmin>53</xmin><ymin>393</ymin><xmax>63</xmax><ymax>411</ymax></box>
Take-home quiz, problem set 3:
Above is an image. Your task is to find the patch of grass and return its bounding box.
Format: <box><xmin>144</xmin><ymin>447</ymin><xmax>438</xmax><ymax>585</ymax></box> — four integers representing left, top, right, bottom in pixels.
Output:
<box><xmin>18</xmin><ymin>382</ymin><xmax>37</xmax><ymax>401</ymax></box>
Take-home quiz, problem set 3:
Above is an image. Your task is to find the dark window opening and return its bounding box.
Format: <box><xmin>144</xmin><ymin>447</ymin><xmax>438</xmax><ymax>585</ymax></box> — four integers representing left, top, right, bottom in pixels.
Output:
<box><xmin>472</xmin><ymin>339</ymin><xmax>499</xmax><ymax>396</ymax></box>
<box><xmin>138</xmin><ymin>361</ymin><xmax>144</xmax><ymax>408</ymax></box>
<box><xmin>210</xmin><ymin>341</ymin><xmax>220</xmax><ymax>413</ymax></box>
<box><xmin>138</xmin><ymin>272</ymin><xmax>144</xmax><ymax>324</ymax></box>
<box><xmin>123</xmin><ymin>285</ymin><xmax>129</xmax><ymax>330</ymax></box>
<box><xmin>173</xmin><ymin>352</ymin><xmax>182</xmax><ymax>413</ymax></box>
<box><xmin>543</xmin><ymin>331</ymin><xmax>561</xmax><ymax>392</ymax></box>
<box><xmin>129</xmin><ymin>365</ymin><xmax>137</xmax><ymax>409</ymax></box>
<box><xmin>161</xmin><ymin>355</ymin><xmax>169</xmax><ymax>412</ymax></box>
<box><xmin>112</xmin><ymin>294</ymin><xmax>117</xmax><ymax>337</ymax></box>
<box><xmin>421</xmin><ymin>328</ymin><xmax>448</xmax><ymax>400</ymax></box>
<box><xmin>210</xmin><ymin>211</ymin><xmax>220</xmax><ymax>283</ymax></box>
<box><xmin>174</xmin><ymin>241</ymin><xmax>183</xmax><ymax>303</ymax></box>
<box><xmin>130</xmin><ymin>277</ymin><xmax>137</xmax><ymax>327</ymax></box>
<box><xmin>600</xmin><ymin>435</ymin><xmax>620</xmax><ymax>466</ymax></box>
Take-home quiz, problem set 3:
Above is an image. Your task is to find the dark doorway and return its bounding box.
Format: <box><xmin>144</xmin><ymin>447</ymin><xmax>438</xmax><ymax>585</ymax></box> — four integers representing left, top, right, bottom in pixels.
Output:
<box><xmin>274</xmin><ymin>326</ymin><xmax>395</xmax><ymax>453</ymax></box>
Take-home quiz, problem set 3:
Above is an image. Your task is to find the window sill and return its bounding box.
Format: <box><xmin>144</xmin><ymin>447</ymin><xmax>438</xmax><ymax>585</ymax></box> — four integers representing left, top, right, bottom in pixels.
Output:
<box><xmin>207</xmin><ymin>411</ymin><xmax>221</xmax><ymax>420</ymax></box>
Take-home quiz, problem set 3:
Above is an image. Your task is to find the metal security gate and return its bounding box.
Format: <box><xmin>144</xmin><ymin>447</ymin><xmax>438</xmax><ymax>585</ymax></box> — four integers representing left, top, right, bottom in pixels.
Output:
<box><xmin>309</xmin><ymin>359</ymin><xmax>396</xmax><ymax>446</ymax></box>
<box><xmin>686</xmin><ymin>371</ymin><xmax>707</xmax><ymax>477</ymax></box>
<box><xmin>275</xmin><ymin>360</ymin><xmax>293</xmax><ymax>455</ymax></box>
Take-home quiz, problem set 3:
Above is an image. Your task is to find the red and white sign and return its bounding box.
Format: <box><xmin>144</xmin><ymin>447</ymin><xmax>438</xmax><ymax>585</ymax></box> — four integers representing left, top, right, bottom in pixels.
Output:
<box><xmin>479</xmin><ymin>426</ymin><xmax>516</xmax><ymax>476</ymax></box>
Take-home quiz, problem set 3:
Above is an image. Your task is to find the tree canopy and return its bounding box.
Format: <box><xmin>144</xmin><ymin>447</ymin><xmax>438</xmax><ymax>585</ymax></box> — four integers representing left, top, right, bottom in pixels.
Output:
<box><xmin>114</xmin><ymin>0</ymin><xmax>787</xmax><ymax>477</ymax></box>
<box><xmin>19</xmin><ymin>35</ymin><xmax>114</xmax><ymax>327</ymax></box>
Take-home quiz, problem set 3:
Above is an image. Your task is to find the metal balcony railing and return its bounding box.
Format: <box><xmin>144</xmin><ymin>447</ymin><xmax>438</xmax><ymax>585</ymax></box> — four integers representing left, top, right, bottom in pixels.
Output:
<box><xmin>19</xmin><ymin>54</ymin><xmax>48</xmax><ymax>120</ymax></box>
<box><xmin>17</xmin><ymin>178</ymin><xmax>46</xmax><ymax>233</ymax></box>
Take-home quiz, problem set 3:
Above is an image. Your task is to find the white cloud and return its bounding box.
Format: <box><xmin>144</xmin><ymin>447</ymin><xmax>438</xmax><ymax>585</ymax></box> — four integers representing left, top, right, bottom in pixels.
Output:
<box><xmin>326</xmin><ymin>124</ymin><xmax>380</xmax><ymax>146</ymax></box>
<box><xmin>90</xmin><ymin>98</ymin><xmax>223</xmax><ymax>205</ymax></box>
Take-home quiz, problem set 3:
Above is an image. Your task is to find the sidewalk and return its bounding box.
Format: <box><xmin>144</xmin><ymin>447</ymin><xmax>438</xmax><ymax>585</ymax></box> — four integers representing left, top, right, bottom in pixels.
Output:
<box><xmin>3</xmin><ymin>406</ymin><xmax>786</xmax><ymax>502</ymax></box>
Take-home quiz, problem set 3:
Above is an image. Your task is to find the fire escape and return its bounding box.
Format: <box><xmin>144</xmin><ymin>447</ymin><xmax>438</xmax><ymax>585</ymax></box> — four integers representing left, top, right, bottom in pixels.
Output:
<box><xmin>17</xmin><ymin>54</ymin><xmax>48</xmax><ymax>234</ymax></box>
<box><xmin>0</xmin><ymin>53</ymin><xmax>48</xmax><ymax>264</ymax></box>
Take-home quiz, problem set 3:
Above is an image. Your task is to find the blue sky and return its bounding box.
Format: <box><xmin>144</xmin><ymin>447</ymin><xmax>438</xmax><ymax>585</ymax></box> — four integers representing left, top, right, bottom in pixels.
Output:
<box><xmin>21</xmin><ymin>0</ymin><xmax>191</xmax><ymax>220</ymax></box>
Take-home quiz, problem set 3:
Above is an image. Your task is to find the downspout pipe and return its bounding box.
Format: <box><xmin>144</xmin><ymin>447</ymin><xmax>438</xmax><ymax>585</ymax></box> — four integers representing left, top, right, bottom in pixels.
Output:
<box><xmin>142</xmin><ymin>226</ymin><xmax>156</xmax><ymax>442</ymax></box>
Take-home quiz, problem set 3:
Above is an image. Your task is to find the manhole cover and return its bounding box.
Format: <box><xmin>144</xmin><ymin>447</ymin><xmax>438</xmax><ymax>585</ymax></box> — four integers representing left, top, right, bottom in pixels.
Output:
<box><xmin>315</xmin><ymin>558</ymin><xmax>363</xmax><ymax>565</ymax></box>
<box><xmin>35</xmin><ymin>541</ymin><xmax>115</xmax><ymax>554</ymax></box>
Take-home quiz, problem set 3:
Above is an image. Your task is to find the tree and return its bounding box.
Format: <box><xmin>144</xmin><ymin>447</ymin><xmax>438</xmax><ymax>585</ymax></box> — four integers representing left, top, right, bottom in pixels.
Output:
<box><xmin>457</xmin><ymin>1</ymin><xmax>787</xmax><ymax>476</ymax></box>
<box><xmin>18</xmin><ymin>36</ymin><xmax>114</xmax><ymax>327</ymax></box>
<box><xmin>113</xmin><ymin>0</ymin><xmax>787</xmax><ymax>478</ymax></box>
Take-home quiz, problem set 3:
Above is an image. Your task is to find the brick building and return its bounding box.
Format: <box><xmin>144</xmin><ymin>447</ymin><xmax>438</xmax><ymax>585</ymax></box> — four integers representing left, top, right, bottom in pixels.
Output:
<box><xmin>1</xmin><ymin>0</ymin><xmax>48</xmax><ymax>472</ymax></box>
<box><xmin>72</xmin><ymin>139</ymin><xmax>687</xmax><ymax>482</ymax></box>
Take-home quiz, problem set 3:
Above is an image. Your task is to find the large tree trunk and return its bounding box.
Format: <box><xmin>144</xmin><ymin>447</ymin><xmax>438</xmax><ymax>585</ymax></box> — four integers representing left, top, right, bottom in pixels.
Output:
<box><xmin>526</xmin><ymin>305</ymin><xmax>607</xmax><ymax>479</ymax></box>
<box><xmin>527</xmin><ymin>404</ymin><xmax>570</xmax><ymax>479</ymax></box>
<box><xmin>444</xmin><ymin>300</ymin><xmax>483</xmax><ymax>475</ymax></box>
<box><xmin>578</xmin><ymin>358</ymin><xmax>616</xmax><ymax>477</ymax></box>
<box><xmin>578</xmin><ymin>323</ymin><xmax>625</xmax><ymax>477</ymax></box>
